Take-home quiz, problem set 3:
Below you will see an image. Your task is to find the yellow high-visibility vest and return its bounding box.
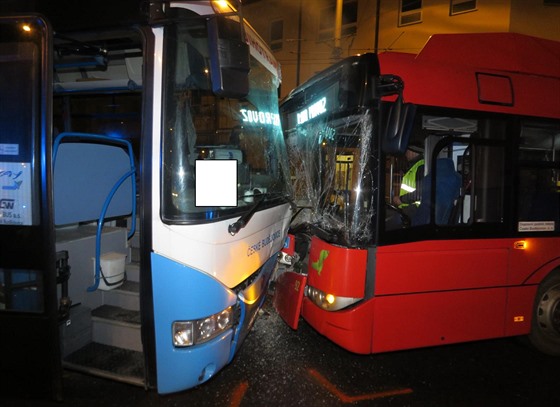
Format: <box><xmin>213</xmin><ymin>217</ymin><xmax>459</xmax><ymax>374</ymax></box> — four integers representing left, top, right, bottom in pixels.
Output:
<box><xmin>399</xmin><ymin>159</ymin><xmax>424</xmax><ymax>207</ymax></box>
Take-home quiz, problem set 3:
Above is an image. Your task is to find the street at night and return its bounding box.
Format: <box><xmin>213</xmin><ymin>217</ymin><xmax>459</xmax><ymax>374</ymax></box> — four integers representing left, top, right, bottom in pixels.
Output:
<box><xmin>4</xmin><ymin>294</ymin><xmax>558</xmax><ymax>407</ymax></box>
<box><xmin>1</xmin><ymin>3</ymin><xmax>559</xmax><ymax>404</ymax></box>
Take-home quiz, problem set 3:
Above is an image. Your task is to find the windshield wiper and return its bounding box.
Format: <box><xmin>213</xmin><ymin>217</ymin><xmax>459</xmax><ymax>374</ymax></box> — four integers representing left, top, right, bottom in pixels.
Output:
<box><xmin>228</xmin><ymin>192</ymin><xmax>295</xmax><ymax>236</ymax></box>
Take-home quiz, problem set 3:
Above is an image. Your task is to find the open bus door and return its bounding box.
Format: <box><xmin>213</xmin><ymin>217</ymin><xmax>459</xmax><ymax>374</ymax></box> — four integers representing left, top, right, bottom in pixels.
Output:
<box><xmin>1</xmin><ymin>2</ymin><xmax>292</xmax><ymax>398</ymax></box>
<box><xmin>0</xmin><ymin>15</ymin><xmax>62</xmax><ymax>400</ymax></box>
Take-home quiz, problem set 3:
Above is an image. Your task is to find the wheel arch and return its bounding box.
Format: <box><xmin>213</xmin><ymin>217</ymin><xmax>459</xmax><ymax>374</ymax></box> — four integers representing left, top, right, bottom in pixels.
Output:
<box><xmin>524</xmin><ymin>258</ymin><xmax>560</xmax><ymax>286</ymax></box>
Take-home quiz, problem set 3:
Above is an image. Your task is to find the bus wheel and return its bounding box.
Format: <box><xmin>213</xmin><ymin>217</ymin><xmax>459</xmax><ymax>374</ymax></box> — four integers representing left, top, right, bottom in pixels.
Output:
<box><xmin>529</xmin><ymin>272</ymin><xmax>560</xmax><ymax>356</ymax></box>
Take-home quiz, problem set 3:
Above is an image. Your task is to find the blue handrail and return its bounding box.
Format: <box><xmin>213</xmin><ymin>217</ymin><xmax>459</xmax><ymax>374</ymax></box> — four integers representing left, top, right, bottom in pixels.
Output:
<box><xmin>52</xmin><ymin>132</ymin><xmax>137</xmax><ymax>292</ymax></box>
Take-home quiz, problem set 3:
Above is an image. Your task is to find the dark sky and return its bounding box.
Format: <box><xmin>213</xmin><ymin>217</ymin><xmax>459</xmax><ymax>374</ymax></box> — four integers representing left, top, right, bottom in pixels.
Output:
<box><xmin>0</xmin><ymin>0</ymin><xmax>147</xmax><ymax>31</ymax></box>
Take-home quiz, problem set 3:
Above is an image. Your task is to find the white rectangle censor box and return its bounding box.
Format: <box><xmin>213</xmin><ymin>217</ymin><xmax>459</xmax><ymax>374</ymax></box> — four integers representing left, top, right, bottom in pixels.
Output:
<box><xmin>195</xmin><ymin>160</ymin><xmax>237</xmax><ymax>207</ymax></box>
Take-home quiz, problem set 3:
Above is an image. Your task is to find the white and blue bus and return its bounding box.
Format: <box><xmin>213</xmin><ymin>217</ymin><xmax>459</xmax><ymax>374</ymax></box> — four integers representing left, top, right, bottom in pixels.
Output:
<box><xmin>0</xmin><ymin>0</ymin><xmax>292</xmax><ymax>399</ymax></box>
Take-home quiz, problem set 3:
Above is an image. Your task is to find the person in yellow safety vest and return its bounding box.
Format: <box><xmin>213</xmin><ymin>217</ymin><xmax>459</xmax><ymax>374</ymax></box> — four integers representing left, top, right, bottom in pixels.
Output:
<box><xmin>393</xmin><ymin>149</ymin><xmax>424</xmax><ymax>209</ymax></box>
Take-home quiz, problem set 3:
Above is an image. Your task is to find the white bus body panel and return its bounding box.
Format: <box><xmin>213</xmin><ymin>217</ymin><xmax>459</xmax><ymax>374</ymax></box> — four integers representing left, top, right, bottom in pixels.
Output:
<box><xmin>150</xmin><ymin>25</ymin><xmax>290</xmax><ymax>289</ymax></box>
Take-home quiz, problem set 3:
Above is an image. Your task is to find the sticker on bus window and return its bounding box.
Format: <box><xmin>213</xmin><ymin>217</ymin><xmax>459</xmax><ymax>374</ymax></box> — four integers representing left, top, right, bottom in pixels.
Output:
<box><xmin>0</xmin><ymin>144</ymin><xmax>19</xmax><ymax>156</ymax></box>
<box><xmin>518</xmin><ymin>221</ymin><xmax>555</xmax><ymax>232</ymax></box>
<box><xmin>0</xmin><ymin>162</ymin><xmax>32</xmax><ymax>225</ymax></box>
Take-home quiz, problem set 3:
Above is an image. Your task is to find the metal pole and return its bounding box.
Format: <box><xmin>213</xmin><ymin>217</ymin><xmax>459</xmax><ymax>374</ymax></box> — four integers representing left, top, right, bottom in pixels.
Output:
<box><xmin>374</xmin><ymin>0</ymin><xmax>381</xmax><ymax>53</ymax></box>
<box><xmin>333</xmin><ymin>0</ymin><xmax>343</xmax><ymax>59</ymax></box>
<box><xmin>296</xmin><ymin>0</ymin><xmax>302</xmax><ymax>86</ymax></box>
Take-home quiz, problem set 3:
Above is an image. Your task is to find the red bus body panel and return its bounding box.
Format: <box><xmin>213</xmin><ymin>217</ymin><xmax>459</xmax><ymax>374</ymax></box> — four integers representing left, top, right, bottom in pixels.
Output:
<box><xmin>505</xmin><ymin>285</ymin><xmax>538</xmax><ymax>337</ymax></box>
<box><xmin>297</xmin><ymin>236</ymin><xmax>560</xmax><ymax>354</ymax></box>
<box><xmin>378</xmin><ymin>33</ymin><xmax>560</xmax><ymax>120</ymax></box>
<box><xmin>302</xmin><ymin>296</ymin><xmax>375</xmax><ymax>354</ymax></box>
<box><xmin>274</xmin><ymin>271</ymin><xmax>307</xmax><ymax>329</ymax></box>
<box><xmin>306</xmin><ymin>236</ymin><xmax>368</xmax><ymax>298</ymax></box>
<box><xmin>372</xmin><ymin>288</ymin><xmax>507</xmax><ymax>352</ymax></box>
<box><xmin>376</xmin><ymin>240</ymin><xmax>509</xmax><ymax>295</ymax></box>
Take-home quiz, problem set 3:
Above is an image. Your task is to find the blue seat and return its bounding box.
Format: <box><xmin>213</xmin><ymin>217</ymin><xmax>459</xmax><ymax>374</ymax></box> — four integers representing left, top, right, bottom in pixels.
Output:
<box><xmin>412</xmin><ymin>158</ymin><xmax>461</xmax><ymax>226</ymax></box>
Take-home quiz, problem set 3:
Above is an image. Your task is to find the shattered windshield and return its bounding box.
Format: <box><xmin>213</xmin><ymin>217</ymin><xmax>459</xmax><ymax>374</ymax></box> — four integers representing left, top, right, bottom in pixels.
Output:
<box><xmin>281</xmin><ymin>56</ymin><xmax>381</xmax><ymax>247</ymax></box>
<box><xmin>161</xmin><ymin>18</ymin><xmax>290</xmax><ymax>223</ymax></box>
<box><xmin>283</xmin><ymin>105</ymin><xmax>378</xmax><ymax>247</ymax></box>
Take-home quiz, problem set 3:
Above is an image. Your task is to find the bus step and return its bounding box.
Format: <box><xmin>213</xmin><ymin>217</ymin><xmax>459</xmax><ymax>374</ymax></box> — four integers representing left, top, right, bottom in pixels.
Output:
<box><xmin>91</xmin><ymin>305</ymin><xmax>141</xmax><ymax>352</ymax></box>
<box><xmin>125</xmin><ymin>261</ymin><xmax>140</xmax><ymax>282</ymax></box>
<box><xmin>101</xmin><ymin>280</ymin><xmax>139</xmax><ymax>311</ymax></box>
<box><xmin>63</xmin><ymin>342</ymin><xmax>144</xmax><ymax>387</ymax></box>
<box><xmin>130</xmin><ymin>247</ymin><xmax>141</xmax><ymax>263</ymax></box>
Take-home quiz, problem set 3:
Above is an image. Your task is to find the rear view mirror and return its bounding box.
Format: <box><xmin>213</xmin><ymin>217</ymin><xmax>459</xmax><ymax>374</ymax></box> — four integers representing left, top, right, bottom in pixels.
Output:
<box><xmin>207</xmin><ymin>15</ymin><xmax>250</xmax><ymax>98</ymax></box>
<box><xmin>382</xmin><ymin>96</ymin><xmax>416</xmax><ymax>155</ymax></box>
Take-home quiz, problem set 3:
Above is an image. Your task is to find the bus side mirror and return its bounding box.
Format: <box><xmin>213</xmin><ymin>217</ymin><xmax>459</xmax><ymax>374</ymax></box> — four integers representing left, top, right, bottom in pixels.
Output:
<box><xmin>207</xmin><ymin>15</ymin><xmax>250</xmax><ymax>98</ymax></box>
<box><xmin>382</xmin><ymin>96</ymin><xmax>416</xmax><ymax>154</ymax></box>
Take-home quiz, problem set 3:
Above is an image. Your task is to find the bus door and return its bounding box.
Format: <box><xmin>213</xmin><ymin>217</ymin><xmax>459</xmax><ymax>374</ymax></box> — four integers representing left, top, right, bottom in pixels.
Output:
<box><xmin>0</xmin><ymin>16</ymin><xmax>61</xmax><ymax>400</ymax></box>
<box><xmin>378</xmin><ymin>114</ymin><xmax>511</xmax><ymax>351</ymax></box>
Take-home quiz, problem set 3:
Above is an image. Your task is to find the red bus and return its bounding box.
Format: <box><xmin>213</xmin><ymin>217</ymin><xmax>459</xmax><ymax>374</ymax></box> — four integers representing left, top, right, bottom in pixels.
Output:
<box><xmin>274</xmin><ymin>33</ymin><xmax>560</xmax><ymax>356</ymax></box>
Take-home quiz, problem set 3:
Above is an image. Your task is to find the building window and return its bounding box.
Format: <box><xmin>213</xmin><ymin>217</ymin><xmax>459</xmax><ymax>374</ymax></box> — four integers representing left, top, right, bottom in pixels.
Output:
<box><xmin>450</xmin><ymin>0</ymin><xmax>477</xmax><ymax>15</ymax></box>
<box><xmin>318</xmin><ymin>0</ymin><xmax>358</xmax><ymax>42</ymax></box>
<box><xmin>270</xmin><ymin>20</ymin><xmax>283</xmax><ymax>51</ymax></box>
<box><xmin>399</xmin><ymin>0</ymin><xmax>422</xmax><ymax>26</ymax></box>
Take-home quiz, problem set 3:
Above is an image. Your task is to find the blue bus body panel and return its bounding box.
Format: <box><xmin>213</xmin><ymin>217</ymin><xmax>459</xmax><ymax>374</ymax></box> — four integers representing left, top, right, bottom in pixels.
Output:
<box><xmin>151</xmin><ymin>252</ymin><xmax>237</xmax><ymax>394</ymax></box>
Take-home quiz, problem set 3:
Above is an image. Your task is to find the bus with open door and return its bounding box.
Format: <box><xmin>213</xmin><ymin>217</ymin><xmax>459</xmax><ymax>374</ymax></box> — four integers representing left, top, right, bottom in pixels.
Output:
<box><xmin>0</xmin><ymin>0</ymin><xmax>292</xmax><ymax>399</ymax></box>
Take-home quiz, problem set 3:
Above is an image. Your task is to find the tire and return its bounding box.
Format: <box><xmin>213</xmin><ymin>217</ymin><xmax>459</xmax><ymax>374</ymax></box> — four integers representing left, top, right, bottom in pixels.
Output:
<box><xmin>528</xmin><ymin>272</ymin><xmax>560</xmax><ymax>356</ymax></box>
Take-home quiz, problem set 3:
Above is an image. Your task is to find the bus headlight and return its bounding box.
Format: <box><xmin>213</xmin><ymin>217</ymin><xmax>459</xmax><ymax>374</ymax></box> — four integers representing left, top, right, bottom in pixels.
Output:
<box><xmin>306</xmin><ymin>286</ymin><xmax>361</xmax><ymax>311</ymax></box>
<box><xmin>172</xmin><ymin>307</ymin><xmax>234</xmax><ymax>347</ymax></box>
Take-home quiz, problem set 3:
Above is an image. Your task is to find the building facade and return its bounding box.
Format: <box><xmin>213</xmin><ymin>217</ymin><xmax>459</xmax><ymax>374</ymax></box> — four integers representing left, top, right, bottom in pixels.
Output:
<box><xmin>243</xmin><ymin>0</ymin><xmax>560</xmax><ymax>98</ymax></box>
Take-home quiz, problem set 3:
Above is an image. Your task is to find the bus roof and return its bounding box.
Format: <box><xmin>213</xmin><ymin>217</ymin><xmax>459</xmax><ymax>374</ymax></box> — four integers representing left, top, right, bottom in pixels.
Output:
<box><xmin>414</xmin><ymin>33</ymin><xmax>560</xmax><ymax>78</ymax></box>
<box><xmin>378</xmin><ymin>33</ymin><xmax>560</xmax><ymax>119</ymax></box>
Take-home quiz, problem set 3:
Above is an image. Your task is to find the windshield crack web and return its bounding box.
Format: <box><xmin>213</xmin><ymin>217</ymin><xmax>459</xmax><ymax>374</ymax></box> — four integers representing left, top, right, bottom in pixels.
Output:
<box><xmin>287</xmin><ymin>111</ymin><xmax>377</xmax><ymax>246</ymax></box>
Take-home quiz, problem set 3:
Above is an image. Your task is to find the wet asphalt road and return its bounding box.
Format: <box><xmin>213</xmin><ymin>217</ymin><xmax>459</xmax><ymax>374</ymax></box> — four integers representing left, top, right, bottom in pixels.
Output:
<box><xmin>4</xmin><ymin>295</ymin><xmax>559</xmax><ymax>407</ymax></box>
